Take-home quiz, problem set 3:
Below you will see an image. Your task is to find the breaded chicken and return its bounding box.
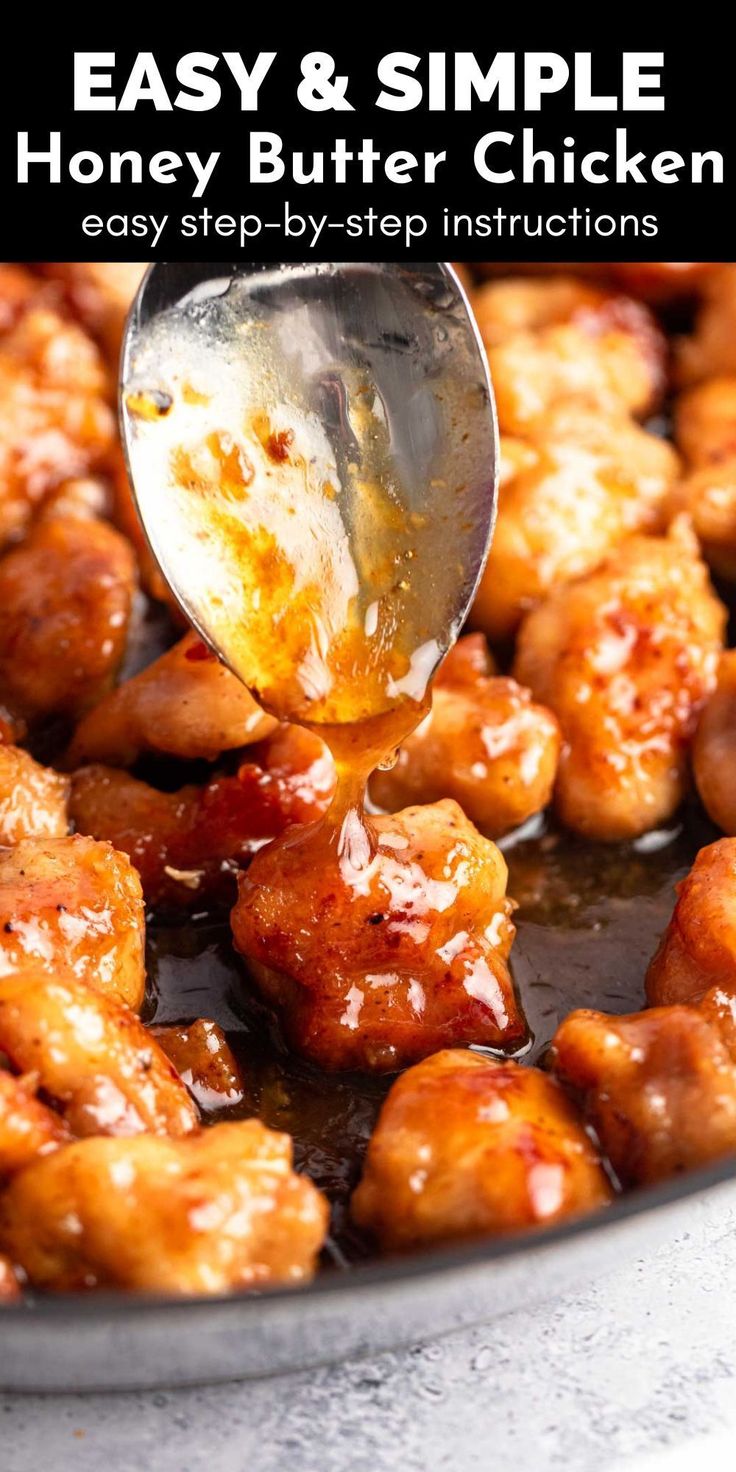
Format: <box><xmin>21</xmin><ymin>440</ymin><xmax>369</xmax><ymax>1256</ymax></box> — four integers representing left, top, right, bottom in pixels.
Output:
<box><xmin>232</xmin><ymin>798</ymin><xmax>524</xmax><ymax>1071</ymax></box>
<box><xmin>0</xmin><ymin>516</ymin><xmax>136</xmax><ymax>724</ymax></box>
<box><xmin>472</xmin><ymin>405</ymin><xmax>679</xmax><ymax>640</ymax></box>
<box><xmin>0</xmin><ymin>972</ymin><xmax>197</xmax><ymax>1138</ymax></box>
<box><xmin>352</xmin><ymin>1048</ymin><xmax>611</xmax><ymax>1248</ymax></box>
<box><xmin>370</xmin><ymin>635</ymin><xmax>560</xmax><ymax>836</ymax></box>
<box><xmin>551</xmin><ymin>1005</ymin><xmax>736</xmax><ymax>1185</ymax></box>
<box><xmin>514</xmin><ymin>521</ymin><xmax>725</xmax><ymax>840</ymax></box>
<box><xmin>0</xmin><ymin>1121</ymin><xmax>327</xmax><ymax>1294</ymax></box>
<box><xmin>0</xmin><ymin>835</ymin><xmax>145</xmax><ymax>1010</ymax></box>
<box><xmin>67</xmin><ymin>631</ymin><xmax>275</xmax><ymax>768</ymax></box>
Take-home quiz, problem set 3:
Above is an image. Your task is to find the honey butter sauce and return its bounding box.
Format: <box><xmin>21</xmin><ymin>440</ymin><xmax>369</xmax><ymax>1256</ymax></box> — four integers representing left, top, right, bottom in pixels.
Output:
<box><xmin>122</xmin><ymin>264</ymin><xmax>496</xmax><ymax>850</ymax></box>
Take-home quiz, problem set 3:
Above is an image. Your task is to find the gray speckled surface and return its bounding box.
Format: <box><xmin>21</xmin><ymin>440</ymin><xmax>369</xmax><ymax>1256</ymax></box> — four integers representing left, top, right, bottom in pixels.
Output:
<box><xmin>3</xmin><ymin>1191</ymin><xmax>736</xmax><ymax>1472</ymax></box>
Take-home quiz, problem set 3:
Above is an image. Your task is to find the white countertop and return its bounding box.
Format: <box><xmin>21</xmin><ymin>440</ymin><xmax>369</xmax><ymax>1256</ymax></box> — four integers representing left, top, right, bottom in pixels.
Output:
<box><xmin>3</xmin><ymin>1190</ymin><xmax>736</xmax><ymax>1472</ymax></box>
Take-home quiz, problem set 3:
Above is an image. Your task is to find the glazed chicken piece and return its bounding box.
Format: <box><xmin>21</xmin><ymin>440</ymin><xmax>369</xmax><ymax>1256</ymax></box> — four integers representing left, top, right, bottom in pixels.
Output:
<box><xmin>551</xmin><ymin>1005</ymin><xmax>736</xmax><ymax>1185</ymax></box>
<box><xmin>471</xmin><ymin>274</ymin><xmax>618</xmax><ymax>346</ymax></box>
<box><xmin>153</xmin><ymin>1020</ymin><xmax>245</xmax><ymax>1111</ymax></box>
<box><xmin>675</xmin><ymin>377</ymin><xmax>736</xmax><ymax>468</ymax></box>
<box><xmin>67</xmin><ymin>630</ymin><xmax>276</xmax><ymax>768</ymax></box>
<box><xmin>0</xmin><ymin>745</ymin><xmax>69</xmax><ymax>843</ymax></box>
<box><xmin>232</xmin><ymin>797</ymin><xmax>524</xmax><ymax>1072</ymax></box>
<box><xmin>673</xmin><ymin>378</ymin><xmax>736</xmax><ymax>579</ymax></box>
<box><xmin>0</xmin><ymin>834</ymin><xmax>145</xmax><ymax>1010</ymax></box>
<box><xmin>472</xmin><ymin>405</ymin><xmax>679</xmax><ymax>641</ymax></box>
<box><xmin>370</xmin><ymin>635</ymin><xmax>560</xmax><ymax>836</ymax></box>
<box><xmin>352</xmin><ymin>1049</ymin><xmax>611</xmax><ymax>1249</ymax></box>
<box><xmin>0</xmin><ymin>302</ymin><xmax>115</xmax><ymax>547</ymax></box>
<box><xmin>513</xmin><ymin>521</ymin><xmax>726</xmax><ymax>840</ymax></box>
<box><xmin>0</xmin><ymin>972</ymin><xmax>197</xmax><ymax>1139</ymax></box>
<box><xmin>70</xmin><ymin>724</ymin><xmax>335</xmax><ymax>908</ymax></box>
<box><xmin>694</xmin><ymin>655</ymin><xmax>736</xmax><ymax>834</ymax></box>
<box><xmin>0</xmin><ymin>1068</ymin><xmax>69</xmax><ymax>1177</ymax></box>
<box><xmin>0</xmin><ymin>516</ymin><xmax>136</xmax><ymax>725</ymax></box>
<box><xmin>0</xmin><ymin>1120</ymin><xmax>328</xmax><ymax>1294</ymax></box>
<box><xmin>480</xmin><ymin>286</ymin><xmax>665</xmax><ymax>434</ymax></box>
<box><xmin>647</xmin><ymin>839</ymin><xmax>736</xmax><ymax>1007</ymax></box>
<box><xmin>37</xmin><ymin>263</ymin><xmax>147</xmax><ymax>366</ymax></box>
<box><xmin>677</xmin><ymin>266</ymin><xmax>736</xmax><ymax>383</ymax></box>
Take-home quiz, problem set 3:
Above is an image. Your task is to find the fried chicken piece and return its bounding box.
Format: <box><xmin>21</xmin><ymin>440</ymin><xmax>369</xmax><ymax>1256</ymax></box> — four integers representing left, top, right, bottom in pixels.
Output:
<box><xmin>551</xmin><ymin>1005</ymin><xmax>736</xmax><ymax>1185</ymax></box>
<box><xmin>0</xmin><ymin>516</ymin><xmax>136</xmax><ymax>724</ymax></box>
<box><xmin>675</xmin><ymin>377</ymin><xmax>736</xmax><ymax>468</ymax></box>
<box><xmin>0</xmin><ymin>1069</ymin><xmax>69</xmax><ymax>1176</ymax></box>
<box><xmin>70</xmin><ymin>725</ymin><xmax>335</xmax><ymax>908</ymax></box>
<box><xmin>485</xmin><ymin>294</ymin><xmax>665</xmax><ymax>434</ymax></box>
<box><xmin>37</xmin><ymin>263</ymin><xmax>147</xmax><ymax>365</ymax></box>
<box><xmin>370</xmin><ymin>636</ymin><xmax>560</xmax><ymax>837</ymax></box>
<box><xmin>647</xmin><ymin>840</ymin><xmax>736</xmax><ymax>1007</ymax></box>
<box><xmin>232</xmin><ymin>797</ymin><xmax>524</xmax><ymax>1072</ymax></box>
<box><xmin>0</xmin><ymin>1121</ymin><xmax>327</xmax><ymax>1294</ymax></box>
<box><xmin>472</xmin><ymin>274</ymin><xmax>629</xmax><ymax>347</ymax></box>
<box><xmin>0</xmin><ymin>304</ymin><xmax>115</xmax><ymax>546</ymax></box>
<box><xmin>677</xmin><ymin>266</ymin><xmax>736</xmax><ymax>383</ymax></box>
<box><xmin>153</xmin><ymin>1020</ymin><xmax>245</xmax><ymax>1111</ymax></box>
<box><xmin>0</xmin><ymin>835</ymin><xmax>145</xmax><ymax>1010</ymax></box>
<box><xmin>352</xmin><ymin>1049</ymin><xmax>611</xmax><ymax>1249</ymax></box>
<box><xmin>0</xmin><ymin>972</ymin><xmax>197</xmax><ymax>1139</ymax></box>
<box><xmin>670</xmin><ymin>378</ymin><xmax>736</xmax><ymax>578</ymax></box>
<box><xmin>513</xmin><ymin>521</ymin><xmax>725</xmax><ymax>840</ymax></box>
<box><xmin>36</xmin><ymin>474</ymin><xmax>113</xmax><ymax>524</ymax></box>
<box><xmin>694</xmin><ymin>656</ymin><xmax>736</xmax><ymax>834</ymax></box>
<box><xmin>472</xmin><ymin>405</ymin><xmax>679</xmax><ymax>641</ymax></box>
<box><xmin>0</xmin><ymin>745</ymin><xmax>69</xmax><ymax>843</ymax></box>
<box><xmin>67</xmin><ymin>630</ymin><xmax>276</xmax><ymax>768</ymax></box>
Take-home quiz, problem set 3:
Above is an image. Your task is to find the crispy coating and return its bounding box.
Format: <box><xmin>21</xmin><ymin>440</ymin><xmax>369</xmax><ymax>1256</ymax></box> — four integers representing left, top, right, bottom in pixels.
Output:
<box><xmin>0</xmin><ymin>1069</ymin><xmax>69</xmax><ymax>1176</ymax></box>
<box><xmin>232</xmin><ymin>798</ymin><xmax>524</xmax><ymax>1072</ymax></box>
<box><xmin>472</xmin><ymin>405</ymin><xmax>679</xmax><ymax>640</ymax></box>
<box><xmin>69</xmin><ymin>724</ymin><xmax>335</xmax><ymax>908</ymax></box>
<box><xmin>551</xmin><ymin>1005</ymin><xmax>736</xmax><ymax>1185</ymax></box>
<box><xmin>471</xmin><ymin>275</ymin><xmax>615</xmax><ymax>346</ymax></box>
<box><xmin>153</xmin><ymin>1020</ymin><xmax>245</xmax><ymax>1111</ymax></box>
<box><xmin>0</xmin><ymin>1120</ymin><xmax>327</xmax><ymax>1294</ymax></box>
<box><xmin>672</xmin><ymin>378</ymin><xmax>736</xmax><ymax>577</ymax></box>
<box><xmin>677</xmin><ymin>266</ymin><xmax>736</xmax><ymax>383</ymax></box>
<box><xmin>67</xmin><ymin>631</ymin><xmax>276</xmax><ymax>768</ymax></box>
<box><xmin>352</xmin><ymin>1049</ymin><xmax>611</xmax><ymax>1249</ymax></box>
<box><xmin>37</xmin><ymin>263</ymin><xmax>147</xmax><ymax>365</ymax></box>
<box><xmin>0</xmin><ymin>303</ymin><xmax>115</xmax><ymax>546</ymax></box>
<box><xmin>0</xmin><ymin>745</ymin><xmax>69</xmax><ymax>843</ymax></box>
<box><xmin>0</xmin><ymin>835</ymin><xmax>145</xmax><ymax>1010</ymax></box>
<box><xmin>0</xmin><ymin>972</ymin><xmax>197</xmax><ymax>1139</ymax></box>
<box><xmin>514</xmin><ymin>522</ymin><xmax>726</xmax><ymax>840</ymax></box>
<box><xmin>647</xmin><ymin>839</ymin><xmax>736</xmax><ymax>1007</ymax></box>
<box><xmin>693</xmin><ymin>655</ymin><xmax>736</xmax><ymax>833</ymax></box>
<box><xmin>484</xmin><ymin>293</ymin><xmax>665</xmax><ymax>434</ymax></box>
<box><xmin>370</xmin><ymin>636</ymin><xmax>560</xmax><ymax>836</ymax></box>
<box><xmin>0</xmin><ymin>516</ymin><xmax>136</xmax><ymax>724</ymax></box>
<box><xmin>675</xmin><ymin>376</ymin><xmax>736</xmax><ymax>468</ymax></box>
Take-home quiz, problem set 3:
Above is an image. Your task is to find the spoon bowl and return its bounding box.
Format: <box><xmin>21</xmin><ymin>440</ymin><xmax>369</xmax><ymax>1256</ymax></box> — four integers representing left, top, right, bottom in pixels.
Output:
<box><xmin>120</xmin><ymin>261</ymin><xmax>497</xmax><ymax>730</ymax></box>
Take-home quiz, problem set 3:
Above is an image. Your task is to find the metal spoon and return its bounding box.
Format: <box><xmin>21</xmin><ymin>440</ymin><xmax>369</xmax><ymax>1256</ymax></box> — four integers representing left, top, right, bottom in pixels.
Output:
<box><xmin>120</xmin><ymin>262</ymin><xmax>497</xmax><ymax>731</ymax></box>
